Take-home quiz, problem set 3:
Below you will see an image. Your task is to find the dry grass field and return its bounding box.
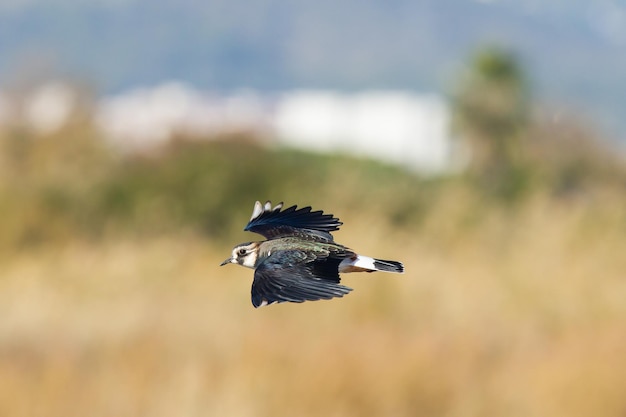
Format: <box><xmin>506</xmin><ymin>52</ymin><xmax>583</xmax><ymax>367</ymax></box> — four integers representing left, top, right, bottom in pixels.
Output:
<box><xmin>1</xmin><ymin>188</ymin><xmax>625</xmax><ymax>417</ymax></box>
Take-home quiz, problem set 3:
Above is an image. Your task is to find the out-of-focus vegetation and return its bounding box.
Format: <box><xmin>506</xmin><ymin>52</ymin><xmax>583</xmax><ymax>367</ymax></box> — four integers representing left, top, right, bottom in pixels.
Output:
<box><xmin>1</xmin><ymin>50</ymin><xmax>626</xmax><ymax>417</ymax></box>
<box><xmin>453</xmin><ymin>47</ymin><xmax>626</xmax><ymax>203</ymax></box>
<box><xmin>0</xmin><ymin>126</ymin><xmax>441</xmax><ymax>248</ymax></box>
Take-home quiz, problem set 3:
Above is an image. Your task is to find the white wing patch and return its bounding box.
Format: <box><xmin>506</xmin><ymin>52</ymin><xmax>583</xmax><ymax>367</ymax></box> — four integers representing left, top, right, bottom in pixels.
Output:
<box><xmin>258</xmin><ymin>299</ymin><xmax>278</xmax><ymax>308</ymax></box>
<box><xmin>250</xmin><ymin>200</ymin><xmax>284</xmax><ymax>221</ymax></box>
<box><xmin>250</xmin><ymin>201</ymin><xmax>263</xmax><ymax>221</ymax></box>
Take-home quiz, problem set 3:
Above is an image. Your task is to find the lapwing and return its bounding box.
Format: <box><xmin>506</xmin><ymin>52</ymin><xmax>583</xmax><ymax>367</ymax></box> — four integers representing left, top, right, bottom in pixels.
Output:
<box><xmin>221</xmin><ymin>201</ymin><xmax>404</xmax><ymax>307</ymax></box>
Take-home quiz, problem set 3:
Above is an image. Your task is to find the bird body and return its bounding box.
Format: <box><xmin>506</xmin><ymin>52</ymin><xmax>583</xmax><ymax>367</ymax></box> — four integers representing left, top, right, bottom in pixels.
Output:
<box><xmin>221</xmin><ymin>201</ymin><xmax>404</xmax><ymax>307</ymax></box>
<box><xmin>258</xmin><ymin>237</ymin><xmax>349</xmax><ymax>265</ymax></box>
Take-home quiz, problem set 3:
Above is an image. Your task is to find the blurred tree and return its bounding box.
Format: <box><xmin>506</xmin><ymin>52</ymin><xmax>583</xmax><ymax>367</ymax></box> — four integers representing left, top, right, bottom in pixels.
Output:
<box><xmin>452</xmin><ymin>47</ymin><xmax>531</xmax><ymax>201</ymax></box>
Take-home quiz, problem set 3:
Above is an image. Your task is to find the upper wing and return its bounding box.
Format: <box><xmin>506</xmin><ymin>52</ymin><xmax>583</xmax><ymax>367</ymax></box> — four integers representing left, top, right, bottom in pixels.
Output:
<box><xmin>251</xmin><ymin>250</ymin><xmax>352</xmax><ymax>307</ymax></box>
<box><xmin>244</xmin><ymin>201</ymin><xmax>342</xmax><ymax>241</ymax></box>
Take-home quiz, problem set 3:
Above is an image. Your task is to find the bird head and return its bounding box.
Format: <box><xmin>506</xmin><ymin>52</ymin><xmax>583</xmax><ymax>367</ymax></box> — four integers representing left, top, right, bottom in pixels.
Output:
<box><xmin>220</xmin><ymin>242</ymin><xmax>260</xmax><ymax>269</ymax></box>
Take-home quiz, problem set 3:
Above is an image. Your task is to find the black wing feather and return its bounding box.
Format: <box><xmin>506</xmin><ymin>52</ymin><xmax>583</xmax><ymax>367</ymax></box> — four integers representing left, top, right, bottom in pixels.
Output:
<box><xmin>244</xmin><ymin>201</ymin><xmax>342</xmax><ymax>240</ymax></box>
<box><xmin>251</xmin><ymin>250</ymin><xmax>352</xmax><ymax>307</ymax></box>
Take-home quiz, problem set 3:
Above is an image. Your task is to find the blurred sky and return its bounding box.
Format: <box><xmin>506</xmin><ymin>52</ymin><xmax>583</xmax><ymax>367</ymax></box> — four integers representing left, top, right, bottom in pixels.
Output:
<box><xmin>1</xmin><ymin>0</ymin><xmax>625</xmax><ymax>139</ymax></box>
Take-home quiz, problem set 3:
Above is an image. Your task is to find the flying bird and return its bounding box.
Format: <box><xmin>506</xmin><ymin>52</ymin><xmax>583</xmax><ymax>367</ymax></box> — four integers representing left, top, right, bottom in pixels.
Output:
<box><xmin>221</xmin><ymin>201</ymin><xmax>404</xmax><ymax>307</ymax></box>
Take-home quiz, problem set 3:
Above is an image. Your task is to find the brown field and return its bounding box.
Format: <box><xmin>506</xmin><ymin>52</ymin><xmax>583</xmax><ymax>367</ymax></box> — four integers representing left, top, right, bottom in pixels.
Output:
<box><xmin>1</xmin><ymin>189</ymin><xmax>625</xmax><ymax>417</ymax></box>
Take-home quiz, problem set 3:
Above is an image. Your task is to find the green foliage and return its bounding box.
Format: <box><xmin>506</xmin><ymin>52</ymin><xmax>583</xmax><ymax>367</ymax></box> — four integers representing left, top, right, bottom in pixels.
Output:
<box><xmin>450</xmin><ymin>46</ymin><xmax>626</xmax><ymax>206</ymax></box>
<box><xmin>452</xmin><ymin>47</ymin><xmax>534</xmax><ymax>203</ymax></box>
<box><xmin>453</xmin><ymin>47</ymin><xmax>529</xmax><ymax>141</ymax></box>
<box><xmin>90</xmin><ymin>139</ymin><xmax>443</xmax><ymax>240</ymax></box>
<box><xmin>0</xmin><ymin>128</ymin><xmax>442</xmax><ymax>247</ymax></box>
<box><xmin>0</xmin><ymin>77</ymin><xmax>623</xmax><ymax>250</ymax></box>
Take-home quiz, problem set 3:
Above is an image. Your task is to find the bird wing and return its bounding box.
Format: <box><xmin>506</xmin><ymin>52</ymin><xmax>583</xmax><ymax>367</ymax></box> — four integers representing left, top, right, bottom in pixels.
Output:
<box><xmin>251</xmin><ymin>250</ymin><xmax>352</xmax><ymax>307</ymax></box>
<box><xmin>244</xmin><ymin>201</ymin><xmax>342</xmax><ymax>241</ymax></box>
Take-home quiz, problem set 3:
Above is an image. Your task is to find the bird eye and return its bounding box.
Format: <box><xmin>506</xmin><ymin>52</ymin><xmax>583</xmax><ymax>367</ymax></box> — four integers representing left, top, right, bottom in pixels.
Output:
<box><xmin>238</xmin><ymin>248</ymin><xmax>247</xmax><ymax>256</ymax></box>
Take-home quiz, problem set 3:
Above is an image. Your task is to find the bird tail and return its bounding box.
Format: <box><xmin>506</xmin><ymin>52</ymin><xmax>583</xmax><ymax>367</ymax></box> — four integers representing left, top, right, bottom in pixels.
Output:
<box><xmin>372</xmin><ymin>258</ymin><xmax>404</xmax><ymax>273</ymax></box>
<box><xmin>339</xmin><ymin>255</ymin><xmax>404</xmax><ymax>274</ymax></box>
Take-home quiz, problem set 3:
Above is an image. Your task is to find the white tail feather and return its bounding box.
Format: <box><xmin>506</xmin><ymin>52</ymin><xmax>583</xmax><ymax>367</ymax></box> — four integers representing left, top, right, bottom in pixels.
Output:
<box><xmin>339</xmin><ymin>255</ymin><xmax>376</xmax><ymax>273</ymax></box>
<box><xmin>339</xmin><ymin>255</ymin><xmax>404</xmax><ymax>274</ymax></box>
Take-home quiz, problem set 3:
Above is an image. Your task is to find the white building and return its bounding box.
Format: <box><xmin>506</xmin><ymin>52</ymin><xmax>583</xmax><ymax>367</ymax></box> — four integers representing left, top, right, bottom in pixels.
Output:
<box><xmin>1</xmin><ymin>81</ymin><xmax>463</xmax><ymax>174</ymax></box>
<box><xmin>273</xmin><ymin>90</ymin><xmax>459</xmax><ymax>174</ymax></box>
<box><xmin>96</xmin><ymin>82</ymin><xmax>271</xmax><ymax>151</ymax></box>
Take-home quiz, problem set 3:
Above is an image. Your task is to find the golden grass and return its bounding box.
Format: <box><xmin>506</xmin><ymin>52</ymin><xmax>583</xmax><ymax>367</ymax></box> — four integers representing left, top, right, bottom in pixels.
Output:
<box><xmin>1</xmin><ymin>195</ymin><xmax>625</xmax><ymax>417</ymax></box>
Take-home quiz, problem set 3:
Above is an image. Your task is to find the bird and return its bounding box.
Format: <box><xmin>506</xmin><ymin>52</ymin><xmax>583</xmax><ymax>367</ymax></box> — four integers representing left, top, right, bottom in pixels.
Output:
<box><xmin>220</xmin><ymin>200</ymin><xmax>404</xmax><ymax>307</ymax></box>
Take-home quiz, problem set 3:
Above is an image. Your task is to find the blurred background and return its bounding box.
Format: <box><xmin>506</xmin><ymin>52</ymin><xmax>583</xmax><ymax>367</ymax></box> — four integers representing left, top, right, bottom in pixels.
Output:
<box><xmin>1</xmin><ymin>1</ymin><xmax>626</xmax><ymax>416</ymax></box>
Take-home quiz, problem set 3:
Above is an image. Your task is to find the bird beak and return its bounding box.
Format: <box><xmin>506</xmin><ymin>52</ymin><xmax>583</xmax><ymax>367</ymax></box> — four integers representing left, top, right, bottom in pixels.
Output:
<box><xmin>220</xmin><ymin>257</ymin><xmax>234</xmax><ymax>266</ymax></box>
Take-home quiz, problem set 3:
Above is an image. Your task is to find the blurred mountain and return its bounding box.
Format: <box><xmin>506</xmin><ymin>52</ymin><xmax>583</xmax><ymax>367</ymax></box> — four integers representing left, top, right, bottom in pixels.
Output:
<box><xmin>1</xmin><ymin>0</ymin><xmax>625</xmax><ymax>138</ymax></box>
